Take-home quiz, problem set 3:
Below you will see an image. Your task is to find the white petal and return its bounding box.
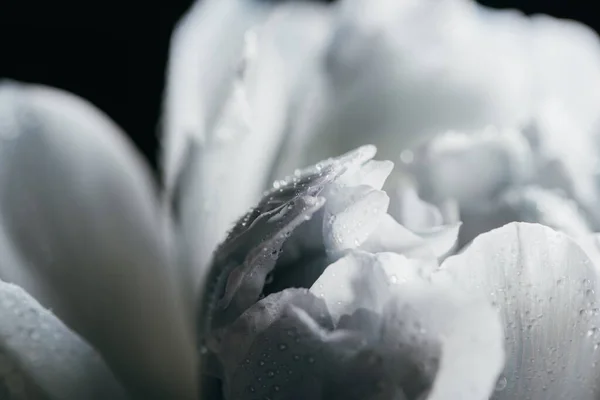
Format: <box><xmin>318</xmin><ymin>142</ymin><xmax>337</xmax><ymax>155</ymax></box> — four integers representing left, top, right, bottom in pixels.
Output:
<box><xmin>389</xmin><ymin>183</ymin><xmax>443</xmax><ymax>232</ymax></box>
<box><xmin>168</xmin><ymin>2</ymin><xmax>334</xmax><ymax>308</ymax></box>
<box><xmin>311</xmin><ymin>250</ymin><xmax>505</xmax><ymax>400</ymax></box>
<box><xmin>0</xmin><ymin>83</ymin><xmax>196</xmax><ymax>398</ymax></box>
<box><xmin>361</xmin><ymin>214</ymin><xmax>460</xmax><ymax>261</ymax></box>
<box><xmin>441</xmin><ymin>222</ymin><xmax>600</xmax><ymax>399</ymax></box>
<box><xmin>0</xmin><ymin>280</ymin><xmax>128</xmax><ymax>399</ymax></box>
<box><xmin>287</xmin><ymin>0</ymin><xmax>531</xmax><ymax>168</ymax></box>
<box><xmin>323</xmin><ymin>186</ymin><xmax>390</xmax><ymax>253</ymax></box>
<box><xmin>530</xmin><ymin>15</ymin><xmax>600</xmax><ymax>134</ymax></box>
<box><xmin>380</xmin><ymin>274</ymin><xmax>505</xmax><ymax>400</ymax></box>
<box><xmin>411</xmin><ymin>128</ymin><xmax>533</xmax><ymax>208</ymax></box>
<box><xmin>459</xmin><ymin>186</ymin><xmax>592</xmax><ymax>247</ymax></box>
<box><xmin>162</xmin><ymin>0</ymin><xmax>272</xmax><ymax>192</ymax></box>
<box><xmin>309</xmin><ymin>251</ymin><xmax>391</xmax><ymax>325</ymax></box>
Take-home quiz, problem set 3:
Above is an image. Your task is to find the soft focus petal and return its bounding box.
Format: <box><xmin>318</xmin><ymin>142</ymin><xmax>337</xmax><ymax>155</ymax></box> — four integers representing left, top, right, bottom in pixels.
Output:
<box><xmin>0</xmin><ymin>82</ymin><xmax>196</xmax><ymax>398</ymax></box>
<box><xmin>162</xmin><ymin>0</ymin><xmax>272</xmax><ymax>192</ymax></box>
<box><xmin>285</xmin><ymin>0</ymin><xmax>531</xmax><ymax>169</ymax></box>
<box><xmin>389</xmin><ymin>183</ymin><xmax>444</xmax><ymax>232</ymax></box>
<box><xmin>458</xmin><ymin>186</ymin><xmax>592</xmax><ymax>247</ymax></box>
<box><xmin>167</xmin><ymin>1</ymin><xmax>333</xmax><ymax>309</ymax></box>
<box><xmin>0</xmin><ymin>280</ymin><xmax>128</xmax><ymax>399</ymax></box>
<box><xmin>410</xmin><ymin>128</ymin><xmax>533</xmax><ymax>208</ymax></box>
<box><xmin>441</xmin><ymin>222</ymin><xmax>600</xmax><ymax>399</ymax></box>
<box><xmin>530</xmin><ymin>15</ymin><xmax>600</xmax><ymax>135</ymax></box>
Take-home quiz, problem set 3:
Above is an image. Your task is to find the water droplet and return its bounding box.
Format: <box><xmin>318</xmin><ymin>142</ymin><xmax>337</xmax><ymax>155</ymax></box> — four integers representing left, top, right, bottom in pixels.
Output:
<box><xmin>267</xmin><ymin>370</ymin><xmax>275</xmax><ymax>378</ymax></box>
<box><xmin>495</xmin><ymin>376</ymin><xmax>507</xmax><ymax>391</ymax></box>
<box><xmin>278</xmin><ymin>344</ymin><xmax>287</xmax><ymax>351</ymax></box>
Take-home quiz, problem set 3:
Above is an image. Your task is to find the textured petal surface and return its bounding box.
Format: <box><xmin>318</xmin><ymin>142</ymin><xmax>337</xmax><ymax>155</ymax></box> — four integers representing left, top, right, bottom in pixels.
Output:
<box><xmin>0</xmin><ymin>280</ymin><xmax>128</xmax><ymax>400</ymax></box>
<box><xmin>0</xmin><ymin>83</ymin><xmax>196</xmax><ymax>398</ymax></box>
<box><xmin>200</xmin><ymin>146</ymin><xmax>379</xmax><ymax>335</ymax></box>
<box><xmin>441</xmin><ymin>222</ymin><xmax>600</xmax><ymax>399</ymax></box>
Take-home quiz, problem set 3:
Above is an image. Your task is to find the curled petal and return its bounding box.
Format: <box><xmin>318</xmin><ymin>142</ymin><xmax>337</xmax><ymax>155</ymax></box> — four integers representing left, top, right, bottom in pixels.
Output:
<box><xmin>309</xmin><ymin>252</ymin><xmax>391</xmax><ymax>325</ymax></box>
<box><xmin>0</xmin><ymin>82</ymin><xmax>196</xmax><ymax>398</ymax></box>
<box><xmin>389</xmin><ymin>183</ymin><xmax>444</xmax><ymax>232</ymax></box>
<box><xmin>361</xmin><ymin>214</ymin><xmax>460</xmax><ymax>261</ymax></box>
<box><xmin>0</xmin><ymin>280</ymin><xmax>127</xmax><ymax>399</ymax></box>
<box><xmin>212</xmin><ymin>196</ymin><xmax>325</xmax><ymax>328</ymax></box>
<box><xmin>324</xmin><ymin>186</ymin><xmax>390</xmax><ymax>253</ymax></box>
<box><xmin>201</xmin><ymin>146</ymin><xmax>385</xmax><ymax>330</ymax></box>
<box><xmin>441</xmin><ymin>222</ymin><xmax>600</xmax><ymax>399</ymax></box>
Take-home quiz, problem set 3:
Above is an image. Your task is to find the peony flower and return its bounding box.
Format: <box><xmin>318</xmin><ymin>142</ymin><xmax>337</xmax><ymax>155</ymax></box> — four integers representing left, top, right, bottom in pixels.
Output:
<box><xmin>2</xmin><ymin>0</ymin><xmax>600</xmax><ymax>399</ymax></box>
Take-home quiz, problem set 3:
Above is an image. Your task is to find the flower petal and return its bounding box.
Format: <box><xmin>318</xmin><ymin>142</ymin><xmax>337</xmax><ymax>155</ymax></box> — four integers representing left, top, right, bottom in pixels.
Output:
<box><xmin>0</xmin><ymin>82</ymin><xmax>196</xmax><ymax>398</ymax></box>
<box><xmin>162</xmin><ymin>0</ymin><xmax>273</xmax><ymax>191</ymax></box>
<box><xmin>211</xmin><ymin>289</ymin><xmax>338</xmax><ymax>400</ymax></box>
<box><xmin>309</xmin><ymin>252</ymin><xmax>391</xmax><ymax>325</ymax></box>
<box><xmin>286</xmin><ymin>0</ymin><xmax>531</xmax><ymax>168</ymax></box>
<box><xmin>201</xmin><ymin>146</ymin><xmax>385</xmax><ymax>332</ymax></box>
<box><xmin>211</xmin><ymin>196</ymin><xmax>325</xmax><ymax>328</ymax></box>
<box><xmin>410</xmin><ymin>128</ymin><xmax>533</xmax><ymax>208</ymax></box>
<box><xmin>323</xmin><ymin>186</ymin><xmax>390</xmax><ymax>253</ymax></box>
<box><xmin>166</xmin><ymin>1</ymin><xmax>334</xmax><ymax>310</ymax></box>
<box><xmin>0</xmin><ymin>280</ymin><xmax>128</xmax><ymax>399</ymax></box>
<box><xmin>389</xmin><ymin>183</ymin><xmax>443</xmax><ymax>232</ymax></box>
<box><xmin>458</xmin><ymin>186</ymin><xmax>592</xmax><ymax>247</ymax></box>
<box><xmin>314</xmin><ymin>251</ymin><xmax>505</xmax><ymax>400</ymax></box>
<box><xmin>360</xmin><ymin>214</ymin><xmax>460</xmax><ymax>261</ymax></box>
<box><xmin>441</xmin><ymin>222</ymin><xmax>600</xmax><ymax>399</ymax></box>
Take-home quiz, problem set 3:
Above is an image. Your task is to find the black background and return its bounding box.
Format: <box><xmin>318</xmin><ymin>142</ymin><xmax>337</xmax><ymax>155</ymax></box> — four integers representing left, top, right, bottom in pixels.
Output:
<box><xmin>2</xmin><ymin>0</ymin><xmax>600</xmax><ymax>173</ymax></box>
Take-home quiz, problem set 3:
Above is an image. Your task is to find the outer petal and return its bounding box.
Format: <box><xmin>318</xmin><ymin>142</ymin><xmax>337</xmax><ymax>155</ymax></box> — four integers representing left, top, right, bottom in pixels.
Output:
<box><xmin>441</xmin><ymin>222</ymin><xmax>600</xmax><ymax>399</ymax></box>
<box><xmin>167</xmin><ymin>1</ymin><xmax>334</xmax><ymax>309</ymax></box>
<box><xmin>162</xmin><ymin>0</ymin><xmax>273</xmax><ymax>192</ymax></box>
<box><xmin>0</xmin><ymin>280</ymin><xmax>128</xmax><ymax>399</ymax></box>
<box><xmin>0</xmin><ymin>83</ymin><xmax>196</xmax><ymax>398</ymax></box>
<box><xmin>281</xmin><ymin>0</ymin><xmax>532</xmax><ymax>169</ymax></box>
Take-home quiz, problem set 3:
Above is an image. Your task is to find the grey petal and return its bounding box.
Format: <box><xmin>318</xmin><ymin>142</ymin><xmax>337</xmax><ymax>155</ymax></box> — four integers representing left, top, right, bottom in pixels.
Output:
<box><xmin>0</xmin><ymin>280</ymin><xmax>128</xmax><ymax>399</ymax></box>
<box><xmin>458</xmin><ymin>186</ymin><xmax>592</xmax><ymax>248</ymax></box>
<box><xmin>0</xmin><ymin>82</ymin><xmax>196</xmax><ymax>398</ymax></box>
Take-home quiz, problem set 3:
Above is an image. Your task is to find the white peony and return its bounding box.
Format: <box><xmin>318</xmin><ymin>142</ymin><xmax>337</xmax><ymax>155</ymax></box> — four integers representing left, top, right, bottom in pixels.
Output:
<box><xmin>1</xmin><ymin>0</ymin><xmax>600</xmax><ymax>399</ymax></box>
